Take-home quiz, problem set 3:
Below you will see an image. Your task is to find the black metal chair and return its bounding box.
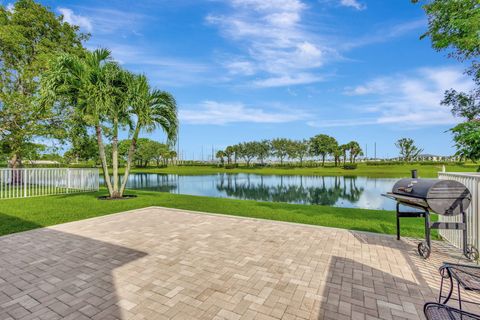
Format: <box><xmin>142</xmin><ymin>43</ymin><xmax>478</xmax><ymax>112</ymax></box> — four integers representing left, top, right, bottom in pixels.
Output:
<box><xmin>424</xmin><ymin>303</ymin><xmax>480</xmax><ymax>320</ymax></box>
<box><xmin>438</xmin><ymin>263</ymin><xmax>480</xmax><ymax>310</ymax></box>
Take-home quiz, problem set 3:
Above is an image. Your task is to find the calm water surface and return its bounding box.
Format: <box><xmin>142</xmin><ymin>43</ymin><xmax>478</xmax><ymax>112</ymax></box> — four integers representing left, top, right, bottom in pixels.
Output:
<box><xmin>108</xmin><ymin>173</ymin><xmax>398</xmax><ymax>210</ymax></box>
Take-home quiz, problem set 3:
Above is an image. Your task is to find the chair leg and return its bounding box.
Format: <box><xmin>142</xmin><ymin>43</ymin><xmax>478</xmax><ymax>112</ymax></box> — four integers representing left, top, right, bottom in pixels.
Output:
<box><xmin>458</xmin><ymin>281</ymin><xmax>462</xmax><ymax>310</ymax></box>
<box><xmin>439</xmin><ymin>274</ymin><xmax>444</xmax><ymax>303</ymax></box>
<box><xmin>440</xmin><ymin>267</ymin><xmax>454</xmax><ymax>305</ymax></box>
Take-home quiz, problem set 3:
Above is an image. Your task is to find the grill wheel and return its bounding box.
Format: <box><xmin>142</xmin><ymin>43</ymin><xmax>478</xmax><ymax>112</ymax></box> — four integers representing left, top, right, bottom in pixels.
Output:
<box><xmin>418</xmin><ymin>241</ymin><xmax>431</xmax><ymax>259</ymax></box>
<box><xmin>466</xmin><ymin>245</ymin><xmax>480</xmax><ymax>261</ymax></box>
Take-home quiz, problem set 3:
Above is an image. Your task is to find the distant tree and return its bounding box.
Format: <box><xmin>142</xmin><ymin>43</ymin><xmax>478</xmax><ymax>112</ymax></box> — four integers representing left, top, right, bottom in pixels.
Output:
<box><xmin>347</xmin><ymin>141</ymin><xmax>363</xmax><ymax>163</ymax></box>
<box><xmin>216</xmin><ymin>150</ymin><xmax>226</xmax><ymax>165</ymax></box>
<box><xmin>339</xmin><ymin>144</ymin><xmax>348</xmax><ymax>165</ymax></box>
<box><xmin>168</xmin><ymin>150</ymin><xmax>177</xmax><ymax>165</ymax></box>
<box><xmin>287</xmin><ymin>140</ymin><xmax>309</xmax><ymax>166</ymax></box>
<box><xmin>0</xmin><ymin>0</ymin><xmax>87</xmax><ymax>168</ymax></box>
<box><xmin>152</xmin><ymin>142</ymin><xmax>170</xmax><ymax>166</ymax></box>
<box><xmin>224</xmin><ymin>146</ymin><xmax>235</xmax><ymax>164</ymax></box>
<box><xmin>254</xmin><ymin>140</ymin><xmax>271</xmax><ymax>165</ymax></box>
<box><xmin>237</xmin><ymin>142</ymin><xmax>257</xmax><ymax>166</ymax></box>
<box><xmin>309</xmin><ymin>134</ymin><xmax>337</xmax><ymax>166</ymax></box>
<box><xmin>271</xmin><ymin>138</ymin><xmax>291</xmax><ymax>165</ymax></box>
<box><xmin>395</xmin><ymin>138</ymin><xmax>423</xmax><ymax>162</ymax></box>
<box><xmin>332</xmin><ymin>145</ymin><xmax>343</xmax><ymax>167</ymax></box>
<box><xmin>65</xmin><ymin>121</ymin><xmax>99</xmax><ymax>163</ymax></box>
<box><xmin>133</xmin><ymin>139</ymin><xmax>155</xmax><ymax>167</ymax></box>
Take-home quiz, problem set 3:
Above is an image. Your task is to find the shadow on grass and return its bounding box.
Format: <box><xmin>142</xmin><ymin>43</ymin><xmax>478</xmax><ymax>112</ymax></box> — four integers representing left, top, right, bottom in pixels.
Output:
<box><xmin>0</xmin><ymin>215</ymin><xmax>147</xmax><ymax>319</ymax></box>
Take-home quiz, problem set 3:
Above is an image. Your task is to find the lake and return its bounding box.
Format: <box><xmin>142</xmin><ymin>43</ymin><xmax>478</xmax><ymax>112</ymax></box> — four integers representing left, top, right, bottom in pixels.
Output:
<box><xmin>109</xmin><ymin>173</ymin><xmax>399</xmax><ymax>210</ymax></box>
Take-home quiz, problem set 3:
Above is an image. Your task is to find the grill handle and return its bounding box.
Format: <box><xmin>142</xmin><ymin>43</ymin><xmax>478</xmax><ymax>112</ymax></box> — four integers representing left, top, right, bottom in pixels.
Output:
<box><xmin>411</xmin><ymin>169</ymin><xmax>418</xmax><ymax>178</ymax></box>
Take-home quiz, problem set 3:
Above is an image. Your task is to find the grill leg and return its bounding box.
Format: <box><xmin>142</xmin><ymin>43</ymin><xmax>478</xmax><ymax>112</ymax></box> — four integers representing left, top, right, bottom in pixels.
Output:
<box><xmin>425</xmin><ymin>210</ymin><xmax>431</xmax><ymax>249</ymax></box>
<box><xmin>396</xmin><ymin>202</ymin><xmax>400</xmax><ymax>240</ymax></box>
<box><xmin>462</xmin><ymin>210</ymin><xmax>468</xmax><ymax>256</ymax></box>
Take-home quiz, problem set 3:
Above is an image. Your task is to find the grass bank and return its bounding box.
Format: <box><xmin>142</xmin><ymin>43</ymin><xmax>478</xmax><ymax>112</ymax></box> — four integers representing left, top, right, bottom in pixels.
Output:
<box><xmin>127</xmin><ymin>163</ymin><xmax>477</xmax><ymax>178</ymax></box>
<box><xmin>0</xmin><ymin>189</ymin><xmax>435</xmax><ymax>238</ymax></box>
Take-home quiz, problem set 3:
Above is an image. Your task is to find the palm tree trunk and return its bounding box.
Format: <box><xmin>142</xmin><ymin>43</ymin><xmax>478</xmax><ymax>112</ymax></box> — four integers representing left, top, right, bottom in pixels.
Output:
<box><xmin>111</xmin><ymin>117</ymin><xmax>120</xmax><ymax>198</ymax></box>
<box><xmin>96</xmin><ymin>125</ymin><xmax>113</xmax><ymax>195</ymax></box>
<box><xmin>120</xmin><ymin>125</ymin><xmax>141</xmax><ymax>196</ymax></box>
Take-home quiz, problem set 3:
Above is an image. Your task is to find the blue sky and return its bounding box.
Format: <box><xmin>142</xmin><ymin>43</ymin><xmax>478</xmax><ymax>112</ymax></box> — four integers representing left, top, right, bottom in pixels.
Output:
<box><xmin>34</xmin><ymin>0</ymin><xmax>476</xmax><ymax>159</ymax></box>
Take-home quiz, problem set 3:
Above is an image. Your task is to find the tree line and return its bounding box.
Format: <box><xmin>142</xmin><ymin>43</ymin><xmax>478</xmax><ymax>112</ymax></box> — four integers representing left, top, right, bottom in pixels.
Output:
<box><xmin>63</xmin><ymin>138</ymin><xmax>177</xmax><ymax>167</ymax></box>
<box><xmin>215</xmin><ymin>136</ymin><xmax>363</xmax><ymax>167</ymax></box>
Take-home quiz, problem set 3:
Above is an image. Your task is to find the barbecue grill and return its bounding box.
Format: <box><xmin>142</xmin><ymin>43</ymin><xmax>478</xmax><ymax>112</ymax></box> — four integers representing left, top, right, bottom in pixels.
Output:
<box><xmin>383</xmin><ymin>174</ymin><xmax>478</xmax><ymax>259</ymax></box>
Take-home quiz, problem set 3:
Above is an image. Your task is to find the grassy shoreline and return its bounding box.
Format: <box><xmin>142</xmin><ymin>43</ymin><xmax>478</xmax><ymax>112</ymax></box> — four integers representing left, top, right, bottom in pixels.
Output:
<box><xmin>127</xmin><ymin>163</ymin><xmax>477</xmax><ymax>178</ymax></box>
<box><xmin>0</xmin><ymin>189</ymin><xmax>436</xmax><ymax>238</ymax></box>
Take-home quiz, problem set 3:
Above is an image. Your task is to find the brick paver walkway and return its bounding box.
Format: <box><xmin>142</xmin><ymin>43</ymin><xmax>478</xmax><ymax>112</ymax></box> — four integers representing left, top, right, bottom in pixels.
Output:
<box><xmin>0</xmin><ymin>207</ymin><xmax>479</xmax><ymax>320</ymax></box>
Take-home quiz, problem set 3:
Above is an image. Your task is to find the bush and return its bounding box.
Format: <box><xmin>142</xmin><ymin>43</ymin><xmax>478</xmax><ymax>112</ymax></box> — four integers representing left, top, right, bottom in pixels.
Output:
<box><xmin>224</xmin><ymin>164</ymin><xmax>239</xmax><ymax>169</ymax></box>
<box><xmin>343</xmin><ymin>164</ymin><xmax>357</xmax><ymax>170</ymax></box>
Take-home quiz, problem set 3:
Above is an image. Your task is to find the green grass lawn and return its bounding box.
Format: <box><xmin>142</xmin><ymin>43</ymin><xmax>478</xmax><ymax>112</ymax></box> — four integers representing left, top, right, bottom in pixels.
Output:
<box><xmin>0</xmin><ymin>189</ymin><xmax>435</xmax><ymax>238</ymax></box>
<box><xmin>128</xmin><ymin>163</ymin><xmax>477</xmax><ymax>178</ymax></box>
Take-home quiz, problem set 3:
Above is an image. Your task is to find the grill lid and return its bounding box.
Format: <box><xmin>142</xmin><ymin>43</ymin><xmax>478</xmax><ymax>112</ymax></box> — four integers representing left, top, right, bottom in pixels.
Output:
<box><xmin>389</xmin><ymin>178</ymin><xmax>471</xmax><ymax>215</ymax></box>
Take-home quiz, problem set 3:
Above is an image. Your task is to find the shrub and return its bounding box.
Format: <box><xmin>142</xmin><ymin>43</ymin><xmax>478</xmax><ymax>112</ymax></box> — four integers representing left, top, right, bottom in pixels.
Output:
<box><xmin>343</xmin><ymin>164</ymin><xmax>357</xmax><ymax>170</ymax></box>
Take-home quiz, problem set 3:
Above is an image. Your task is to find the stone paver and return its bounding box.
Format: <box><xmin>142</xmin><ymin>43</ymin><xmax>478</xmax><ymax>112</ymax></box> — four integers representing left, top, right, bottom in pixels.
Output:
<box><xmin>0</xmin><ymin>207</ymin><xmax>479</xmax><ymax>319</ymax></box>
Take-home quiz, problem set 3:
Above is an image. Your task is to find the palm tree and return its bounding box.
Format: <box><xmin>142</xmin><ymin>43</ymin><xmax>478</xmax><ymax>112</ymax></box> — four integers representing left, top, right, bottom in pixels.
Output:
<box><xmin>40</xmin><ymin>48</ymin><xmax>124</xmax><ymax>196</ymax></box>
<box><xmin>119</xmin><ymin>74</ymin><xmax>178</xmax><ymax>195</ymax></box>
<box><xmin>216</xmin><ymin>150</ymin><xmax>226</xmax><ymax>166</ymax></box>
<box><xmin>41</xmin><ymin>49</ymin><xmax>178</xmax><ymax>198</ymax></box>
<box><xmin>348</xmin><ymin>141</ymin><xmax>363</xmax><ymax>163</ymax></box>
<box><xmin>225</xmin><ymin>146</ymin><xmax>234</xmax><ymax>164</ymax></box>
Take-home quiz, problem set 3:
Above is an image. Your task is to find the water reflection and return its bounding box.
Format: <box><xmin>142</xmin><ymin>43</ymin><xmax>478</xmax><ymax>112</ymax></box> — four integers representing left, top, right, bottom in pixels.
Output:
<box><xmin>216</xmin><ymin>175</ymin><xmax>363</xmax><ymax>206</ymax></box>
<box><xmin>107</xmin><ymin>173</ymin><xmax>398</xmax><ymax>210</ymax></box>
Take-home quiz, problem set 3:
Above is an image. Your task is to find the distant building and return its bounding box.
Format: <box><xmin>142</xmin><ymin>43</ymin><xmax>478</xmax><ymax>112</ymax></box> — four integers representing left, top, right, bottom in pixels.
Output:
<box><xmin>25</xmin><ymin>160</ymin><xmax>60</xmax><ymax>165</ymax></box>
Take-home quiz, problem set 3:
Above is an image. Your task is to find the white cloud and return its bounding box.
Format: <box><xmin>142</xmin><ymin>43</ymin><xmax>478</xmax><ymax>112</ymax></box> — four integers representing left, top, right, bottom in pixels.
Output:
<box><xmin>58</xmin><ymin>8</ymin><xmax>93</xmax><ymax>31</ymax></box>
<box><xmin>90</xmin><ymin>43</ymin><xmax>213</xmax><ymax>87</ymax></box>
<box><xmin>58</xmin><ymin>7</ymin><xmax>144</xmax><ymax>35</ymax></box>
<box><xmin>341</xmin><ymin>19</ymin><xmax>426</xmax><ymax>50</ymax></box>
<box><xmin>5</xmin><ymin>2</ymin><xmax>14</xmax><ymax>12</ymax></box>
<box><xmin>253</xmin><ymin>73</ymin><xmax>323</xmax><ymax>88</ymax></box>
<box><xmin>180</xmin><ymin>101</ymin><xmax>308</xmax><ymax>125</ymax></box>
<box><xmin>311</xmin><ymin>66</ymin><xmax>475</xmax><ymax>128</ymax></box>
<box><xmin>344</xmin><ymin>77</ymin><xmax>390</xmax><ymax>95</ymax></box>
<box><xmin>207</xmin><ymin>0</ymin><xmax>331</xmax><ymax>87</ymax></box>
<box><xmin>339</xmin><ymin>0</ymin><xmax>366</xmax><ymax>10</ymax></box>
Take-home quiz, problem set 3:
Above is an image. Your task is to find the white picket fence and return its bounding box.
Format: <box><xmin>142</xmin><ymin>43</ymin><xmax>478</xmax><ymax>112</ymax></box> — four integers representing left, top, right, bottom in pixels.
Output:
<box><xmin>0</xmin><ymin>168</ymin><xmax>99</xmax><ymax>199</ymax></box>
<box><xmin>438</xmin><ymin>172</ymin><xmax>480</xmax><ymax>251</ymax></box>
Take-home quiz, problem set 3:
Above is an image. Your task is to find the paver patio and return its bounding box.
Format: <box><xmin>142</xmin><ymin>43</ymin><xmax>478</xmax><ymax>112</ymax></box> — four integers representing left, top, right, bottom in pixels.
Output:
<box><xmin>0</xmin><ymin>207</ymin><xmax>479</xmax><ymax>320</ymax></box>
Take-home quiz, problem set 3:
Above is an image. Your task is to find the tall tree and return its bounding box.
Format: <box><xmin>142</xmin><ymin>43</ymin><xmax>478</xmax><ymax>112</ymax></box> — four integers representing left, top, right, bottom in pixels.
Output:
<box><xmin>450</xmin><ymin>121</ymin><xmax>480</xmax><ymax>166</ymax></box>
<box><xmin>41</xmin><ymin>50</ymin><xmax>178</xmax><ymax>198</ymax></box>
<box><xmin>41</xmin><ymin>49</ymin><xmax>124</xmax><ymax>196</ymax></box>
<box><xmin>216</xmin><ymin>150</ymin><xmax>226</xmax><ymax>165</ymax></box>
<box><xmin>347</xmin><ymin>141</ymin><xmax>363</xmax><ymax>163</ymax></box>
<box><xmin>413</xmin><ymin>0</ymin><xmax>480</xmax><ymax>62</ymax></box>
<box><xmin>309</xmin><ymin>134</ymin><xmax>337</xmax><ymax>166</ymax></box>
<box><xmin>237</xmin><ymin>142</ymin><xmax>257</xmax><ymax>166</ymax></box>
<box><xmin>395</xmin><ymin>138</ymin><xmax>423</xmax><ymax>162</ymax></box>
<box><xmin>415</xmin><ymin>0</ymin><xmax>480</xmax><ymax>162</ymax></box>
<box><xmin>0</xmin><ymin>0</ymin><xmax>87</xmax><ymax>168</ymax></box>
<box><xmin>119</xmin><ymin>74</ymin><xmax>177</xmax><ymax>195</ymax></box>
<box><xmin>332</xmin><ymin>145</ymin><xmax>343</xmax><ymax>167</ymax></box>
<box><xmin>224</xmin><ymin>146</ymin><xmax>234</xmax><ymax>164</ymax></box>
<box><xmin>271</xmin><ymin>138</ymin><xmax>291</xmax><ymax>165</ymax></box>
<box><xmin>287</xmin><ymin>140</ymin><xmax>309</xmax><ymax>166</ymax></box>
<box><xmin>254</xmin><ymin>140</ymin><xmax>271</xmax><ymax>165</ymax></box>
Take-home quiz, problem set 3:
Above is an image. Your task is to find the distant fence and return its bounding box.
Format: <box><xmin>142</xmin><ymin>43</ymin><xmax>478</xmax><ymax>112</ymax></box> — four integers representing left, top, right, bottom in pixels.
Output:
<box><xmin>0</xmin><ymin>168</ymin><xmax>99</xmax><ymax>199</ymax></box>
<box><xmin>438</xmin><ymin>172</ymin><xmax>480</xmax><ymax>251</ymax></box>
